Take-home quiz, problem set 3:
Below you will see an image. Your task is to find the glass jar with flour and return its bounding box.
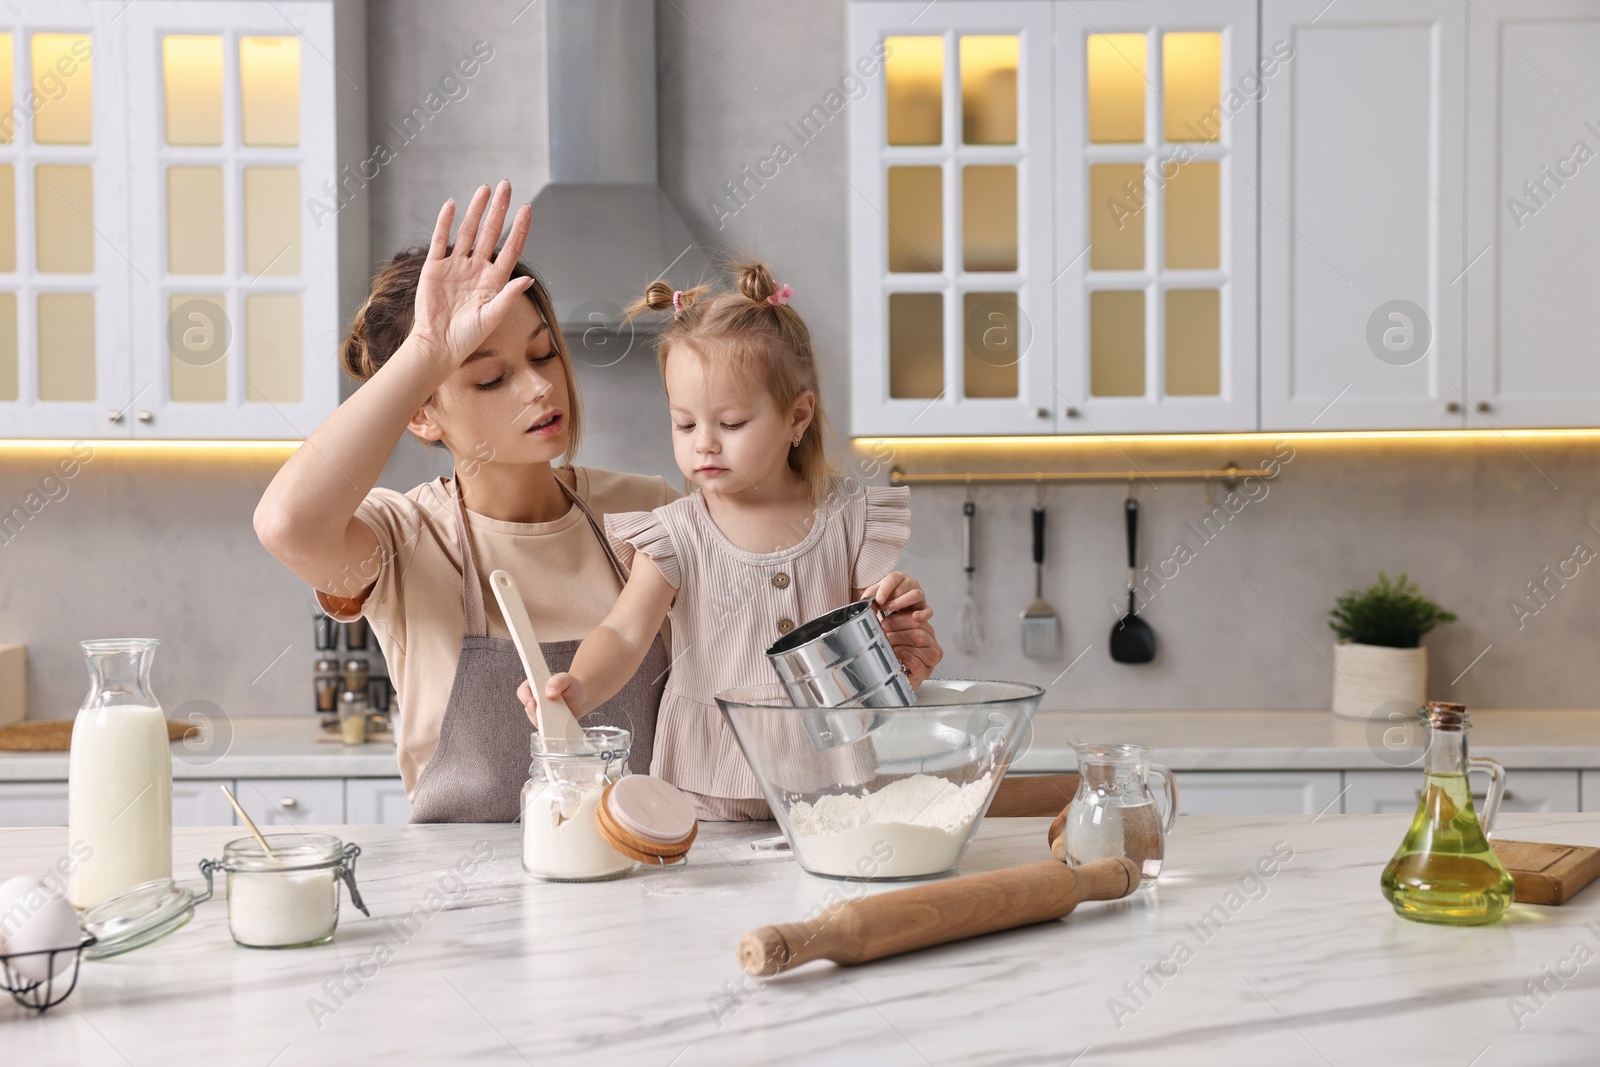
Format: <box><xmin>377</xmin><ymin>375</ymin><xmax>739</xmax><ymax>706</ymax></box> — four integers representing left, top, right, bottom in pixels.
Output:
<box><xmin>521</xmin><ymin>726</ymin><xmax>638</xmax><ymax>881</ymax></box>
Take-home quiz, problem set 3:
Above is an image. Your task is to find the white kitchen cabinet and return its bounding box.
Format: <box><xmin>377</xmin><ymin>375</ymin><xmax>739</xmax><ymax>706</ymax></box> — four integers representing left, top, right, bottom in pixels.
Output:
<box><xmin>0</xmin><ymin>0</ymin><xmax>349</xmax><ymax>440</ymax></box>
<box><xmin>1463</xmin><ymin>0</ymin><xmax>1600</xmax><ymax>427</ymax></box>
<box><xmin>1259</xmin><ymin>0</ymin><xmax>1469</xmax><ymax>430</ymax></box>
<box><xmin>344</xmin><ymin>777</ymin><xmax>412</xmax><ymax>824</ymax></box>
<box><xmin>1344</xmin><ymin>769</ymin><xmax>1580</xmax><ymax>814</ymax></box>
<box><xmin>1584</xmin><ymin>772</ymin><xmax>1600</xmax><ymax>812</ymax></box>
<box><xmin>848</xmin><ymin>2</ymin><xmax>1058</xmax><ymax>435</ymax></box>
<box><xmin>0</xmin><ymin>781</ymin><xmax>68</xmax><ymax>826</ymax></box>
<box><xmin>0</xmin><ymin>4</ymin><xmax>133</xmax><ymax>438</ymax></box>
<box><xmin>171</xmin><ymin>778</ymin><xmax>237</xmax><ymax>826</ymax></box>
<box><xmin>1054</xmin><ymin>0</ymin><xmax>1259</xmax><ymax>432</ymax></box>
<box><xmin>1174</xmin><ymin>771</ymin><xmax>1343</xmax><ymax>815</ymax></box>
<box><xmin>233</xmin><ymin>776</ymin><xmax>344</xmax><ymax>826</ymax></box>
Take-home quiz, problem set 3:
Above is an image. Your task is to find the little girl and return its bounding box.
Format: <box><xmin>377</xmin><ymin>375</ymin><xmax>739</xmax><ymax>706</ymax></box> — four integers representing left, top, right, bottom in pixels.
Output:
<box><xmin>520</xmin><ymin>262</ymin><xmax>932</xmax><ymax>820</ymax></box>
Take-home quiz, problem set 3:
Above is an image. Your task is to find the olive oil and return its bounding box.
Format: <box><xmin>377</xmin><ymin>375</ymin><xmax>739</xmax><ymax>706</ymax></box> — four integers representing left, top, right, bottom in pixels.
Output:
<box><xmin>1381</xmin><ymin>771</ymin><xmax>1514</xmax><ymax>925</ymax></box>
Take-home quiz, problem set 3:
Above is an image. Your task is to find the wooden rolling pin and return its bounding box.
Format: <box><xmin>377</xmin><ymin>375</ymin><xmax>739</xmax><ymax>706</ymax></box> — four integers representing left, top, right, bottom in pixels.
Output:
<box><xmin>738</xmin><ymin>856</ymin><xmax>1139</xmax><ymax>977</ymax></box>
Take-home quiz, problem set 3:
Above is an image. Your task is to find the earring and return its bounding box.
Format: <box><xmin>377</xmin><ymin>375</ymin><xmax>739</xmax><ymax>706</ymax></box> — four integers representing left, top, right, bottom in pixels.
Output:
<box><xmin>792</xmin><ymin>433</ymin><xmax>802</xmax><ymax>447</ymax></box>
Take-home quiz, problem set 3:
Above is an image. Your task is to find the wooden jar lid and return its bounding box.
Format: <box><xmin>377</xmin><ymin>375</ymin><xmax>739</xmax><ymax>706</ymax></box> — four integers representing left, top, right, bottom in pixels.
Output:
<box><xmin>596</xmin><ymin>777</ymin><xmax>698</xmax><ymax>866</ymax></box>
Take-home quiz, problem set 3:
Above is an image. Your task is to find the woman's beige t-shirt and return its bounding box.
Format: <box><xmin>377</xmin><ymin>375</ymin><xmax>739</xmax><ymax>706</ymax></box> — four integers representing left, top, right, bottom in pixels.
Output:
<box><xmin>316</xmin><ymin>465</ymin><xmax>678</xmax><ymax>794</ymax></box>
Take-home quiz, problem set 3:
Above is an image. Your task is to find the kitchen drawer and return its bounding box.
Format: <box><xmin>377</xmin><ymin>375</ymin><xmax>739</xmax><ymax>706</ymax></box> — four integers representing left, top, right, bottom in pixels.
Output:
<box><xmin>1344</xmin><ymin>770</ymin><xmax>1579</xmax><ymax>815</ymax></box>
<box><xmin>345</xmin><ymin>778</ymin><xmax>411</xmax><ymax>824</ymax></box>
<box><xmin>172</xmin><ymin>779</ymin><xmax>237</xmax><ymax>826</ymax></box>
<box><xmin>233</xmin><ymin>778</ymin><xmax>345</xmax><ymax>827</ymax></box>
<box><xmin>0</xmin><ymin>781</ymin><xmax>69</xmax><ymax>827</ymax></box>
<box><xmin>1175</xmin><ymin>772</ymin><xmax>1344</xmax><ymax>816</ymax></box>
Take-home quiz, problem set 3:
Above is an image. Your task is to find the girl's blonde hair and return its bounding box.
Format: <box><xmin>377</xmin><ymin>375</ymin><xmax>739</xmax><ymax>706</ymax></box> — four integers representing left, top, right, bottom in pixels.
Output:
<box><xmin>340</xmin><ymin>246</ymin><xmax>582</xmax><ymax>463</ymax></box>
<box><xmin>628</xmin><ymin>260</ymin><xmax>832</xmax><ymax>500</ymax></box>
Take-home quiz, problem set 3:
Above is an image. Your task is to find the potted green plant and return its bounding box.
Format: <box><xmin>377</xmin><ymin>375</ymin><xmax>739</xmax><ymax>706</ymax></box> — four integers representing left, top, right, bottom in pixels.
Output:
<box><xmin>1328</xmin><ymin>573</ymin><xmax>1457</xmax><ymax>720</ymax></box>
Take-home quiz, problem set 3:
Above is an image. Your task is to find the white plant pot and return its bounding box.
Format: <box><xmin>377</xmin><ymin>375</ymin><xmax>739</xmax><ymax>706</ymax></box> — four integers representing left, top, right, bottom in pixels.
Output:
<box><xmin>1331</xmin><ymin>642</ymin><xmax>1428</xmax><ymax>720</ymax></box>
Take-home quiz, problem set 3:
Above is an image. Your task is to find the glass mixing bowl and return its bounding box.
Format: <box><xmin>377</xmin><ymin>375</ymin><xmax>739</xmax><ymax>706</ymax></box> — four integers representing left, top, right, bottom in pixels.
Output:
<box><xmin>715</xmin><ymin>679</ymin><xmax>1043</xmax><ymax>881</ymax></box>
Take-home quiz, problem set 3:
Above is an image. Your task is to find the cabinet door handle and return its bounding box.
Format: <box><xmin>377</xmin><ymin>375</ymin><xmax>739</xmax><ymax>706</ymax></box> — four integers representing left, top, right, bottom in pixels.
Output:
<box><xmin>1446</xmin><ymin>401</ymin><xmax>1461</xmax><ymax>414</ymax></box>
<box><xmin>1475</xmin><ymin>401</ymin><xmax>1491</xmax><ymax>413</ymax></box>
<box><xmin>279</xmin><ymin>796</ymin><xmax>299</xmax><ymax>809</ymax></box>
<box><xmin>1064</xmin><ymin>406</ymin><xmax>1080</xmax><ymax>418</ymax></box>
<box><xmin>107</xmin><ymin>410</ymin><xmax>124</xmax><ymax>423</ymax></box>
<box><xmin>1034</xmin><ymin>406</ymin><xmax>1049</xmax><ymax>419</ymax></box>
<box><xmin>136</xmin><ymin>411</ymin><xmax>154</xmax><ymax>423</ymax></box>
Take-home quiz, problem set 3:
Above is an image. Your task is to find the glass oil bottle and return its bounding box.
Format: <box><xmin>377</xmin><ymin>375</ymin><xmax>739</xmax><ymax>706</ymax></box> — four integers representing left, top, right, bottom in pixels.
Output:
<box><xmin>1381</xmin><ymin>702</ymin><xmax>1515</xmax><ymax>926</ymax></box>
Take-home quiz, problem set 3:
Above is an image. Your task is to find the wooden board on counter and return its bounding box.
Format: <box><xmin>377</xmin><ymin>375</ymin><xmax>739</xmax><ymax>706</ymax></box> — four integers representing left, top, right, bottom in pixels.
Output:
<box><xmin>0</xmin><ymin>719</ymin><xmax>198</xmax><ymax>751</ymax></box>
<box><xmin>1494</xmin><ymin>839</ymin><xmax>1600</xmax><ymax>906</ymax></box>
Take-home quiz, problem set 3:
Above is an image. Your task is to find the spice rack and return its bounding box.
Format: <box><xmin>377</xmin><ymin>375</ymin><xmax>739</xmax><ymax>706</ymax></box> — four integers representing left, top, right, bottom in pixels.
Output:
<box><xmin>312</xmin><ymin>615</ymin><xmax>393</xmax><ymax>744</ymax></box>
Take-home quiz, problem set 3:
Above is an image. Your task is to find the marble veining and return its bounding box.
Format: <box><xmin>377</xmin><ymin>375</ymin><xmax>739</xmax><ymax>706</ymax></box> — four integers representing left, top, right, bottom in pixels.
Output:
<box><xmin>3</xmin><ymin>814</ymin><xmax>1600</xmax><ymax>1065</ymax></box>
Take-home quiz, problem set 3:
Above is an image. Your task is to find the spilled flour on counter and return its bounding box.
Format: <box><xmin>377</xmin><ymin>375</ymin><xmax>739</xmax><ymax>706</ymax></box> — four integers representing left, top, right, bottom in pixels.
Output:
<box><xmin>787</xmin><ymin>773</ymin><xmax>994</xmax><ymax>878</ymax></box>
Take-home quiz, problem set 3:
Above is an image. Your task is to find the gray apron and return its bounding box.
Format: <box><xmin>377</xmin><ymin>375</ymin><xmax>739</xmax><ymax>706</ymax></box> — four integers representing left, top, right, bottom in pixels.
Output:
<box><xmin>408</xmin><ymin>474</ymin><xmax>668</xmax><ymax>823</ymax></box>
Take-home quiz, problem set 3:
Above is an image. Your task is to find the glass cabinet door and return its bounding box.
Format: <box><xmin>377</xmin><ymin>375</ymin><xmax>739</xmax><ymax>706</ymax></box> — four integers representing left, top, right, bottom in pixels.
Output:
<box><xmin>1055</xmin><ymin>0</ymin><xmax>1258</xmax><ymax>433</ymax></box>
<box><xmin>850</xmin><ymin>1</ymin><xmax>1055</xmax><ymax>436</ymax></box>
<box><xmin>0</xmin><ymin>8</ymin><xmax>133</xmax><ymax>437</ymax></box>
<box><xmin>123</xmin><ymin>1</ymin><xmax>338</xmax><ymax>439</ymax></box>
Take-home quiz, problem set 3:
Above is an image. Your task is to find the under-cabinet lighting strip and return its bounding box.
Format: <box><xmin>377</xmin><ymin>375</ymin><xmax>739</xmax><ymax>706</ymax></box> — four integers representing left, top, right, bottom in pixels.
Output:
<box><xmin>0</xmin><ymin>440</ymin><xmax>303</xmax><ymax>453</ymax></box>
<box><xmin>857</xmin><ymin>428</ymin><xmax>1600</xmax><ymax>448</ymax></box>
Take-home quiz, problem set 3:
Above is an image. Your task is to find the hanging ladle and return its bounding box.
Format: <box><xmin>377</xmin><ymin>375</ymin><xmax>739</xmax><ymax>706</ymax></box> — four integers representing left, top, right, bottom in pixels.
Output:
<box><xmin>1110</xmin><ymin>495</ymin><xmax>1157</xmax><ymax>664</ymax></box>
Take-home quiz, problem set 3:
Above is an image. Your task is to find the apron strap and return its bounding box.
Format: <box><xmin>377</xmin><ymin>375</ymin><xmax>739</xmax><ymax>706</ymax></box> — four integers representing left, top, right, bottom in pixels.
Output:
<box><xmin>450</xmin><ymin>467</ymin><xmax>632</xmax><ymax>639</ymax></box>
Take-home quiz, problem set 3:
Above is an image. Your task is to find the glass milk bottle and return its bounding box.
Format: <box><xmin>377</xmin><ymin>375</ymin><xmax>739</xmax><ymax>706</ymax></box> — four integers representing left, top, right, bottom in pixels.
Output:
<box><xmin>68</xmin><ymin>639</ymin><xmax>173</xmax><ymax>909</ymax></box>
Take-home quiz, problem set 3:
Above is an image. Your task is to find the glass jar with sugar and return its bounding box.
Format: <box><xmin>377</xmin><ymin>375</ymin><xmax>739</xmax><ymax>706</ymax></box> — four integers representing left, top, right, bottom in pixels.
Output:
<box><xmin>198</xmin><ymin>835</ymin><xmax>368</xmax><ymax>948</ymax></box>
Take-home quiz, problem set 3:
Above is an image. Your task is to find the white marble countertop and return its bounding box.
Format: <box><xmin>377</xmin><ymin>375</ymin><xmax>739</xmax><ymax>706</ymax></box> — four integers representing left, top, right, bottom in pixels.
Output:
<box><xmin>3</xmin><ymin>814</ymin><xmax>1599</xmax><ymax>1065</ymax></box>
<box><xmin>3</xmin><ymin>708</ymin><xmax>1598</xmax><ymax>784</ymax></box>
<box><xmin>1013</xmin><ymin>707</ymin><xmax>1600</xmax><ymax>771</ymax></box>
<box><xmin>0</xmin><ymin>717</ymin><xmax>400</xmax><ymax>781</ymax></box>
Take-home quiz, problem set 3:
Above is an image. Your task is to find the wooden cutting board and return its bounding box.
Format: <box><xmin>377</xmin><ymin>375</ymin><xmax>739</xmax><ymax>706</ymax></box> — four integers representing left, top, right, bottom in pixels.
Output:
<box><xmin>0</xmin><ymin>719</ymin><xmax>199</xmax><ymax>751</ymax></box>
<box><xmin>1492</xmin><ymin>839</ymin><xmax>1600</xmax><ymax>905</ymax></box>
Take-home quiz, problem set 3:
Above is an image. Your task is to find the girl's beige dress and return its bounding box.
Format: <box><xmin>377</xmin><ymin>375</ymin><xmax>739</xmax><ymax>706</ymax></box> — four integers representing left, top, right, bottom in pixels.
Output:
<box><xmin>605</xmin><ymin>477</ymin><xmax>910</xmax><ymax>819</ymax></box>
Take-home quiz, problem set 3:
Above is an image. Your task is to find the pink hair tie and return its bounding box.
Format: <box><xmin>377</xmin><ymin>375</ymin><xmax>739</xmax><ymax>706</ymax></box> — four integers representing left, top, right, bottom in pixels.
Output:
<box><xmin>767</xmin><ymin>283</ymin><xmax>794</xmax><ymax>307</ymax></box>
<box><xmin>671</xmin><ymin>290</ymin><xmax>684</xmax><ymax>314</ymax></box>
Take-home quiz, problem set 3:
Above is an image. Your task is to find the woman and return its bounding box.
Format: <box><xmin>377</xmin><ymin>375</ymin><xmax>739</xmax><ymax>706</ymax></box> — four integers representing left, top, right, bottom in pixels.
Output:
<box><xmin>254</xmin><ymin>181</ymin><xmax>943</xmax><ymax>822</ymax></box>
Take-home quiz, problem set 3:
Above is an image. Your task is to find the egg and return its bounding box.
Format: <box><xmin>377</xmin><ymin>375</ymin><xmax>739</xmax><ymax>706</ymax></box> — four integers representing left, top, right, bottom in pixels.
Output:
<box><xmin>0</xmin><ymin>875</ymin><xmax>43</xmax><ymax>955</ymax></box>
<box><xmin>7</xmin><ymin>892</ymin><xmax>82</xmax><ymax>983</ymax></box>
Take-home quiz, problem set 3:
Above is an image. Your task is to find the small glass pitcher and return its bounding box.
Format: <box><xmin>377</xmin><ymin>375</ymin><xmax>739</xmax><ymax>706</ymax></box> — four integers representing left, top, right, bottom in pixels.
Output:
<box><xmin>1064</xmin><ymin>741</ymin><xmax>1179</xmax><ymax>884</ymax></box>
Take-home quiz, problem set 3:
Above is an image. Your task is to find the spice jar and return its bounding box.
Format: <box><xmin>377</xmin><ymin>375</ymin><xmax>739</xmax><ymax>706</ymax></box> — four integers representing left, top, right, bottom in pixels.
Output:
<box><xmin>521</xmin><ymin>726</ymin><xmax>637</xmax><ymax>882</ymax></box>
<box><xmin>342</xmin><ymin>657</ymin><xmax>369</xmax><ymax>694</ymax></box>
<box><xmin>198</xmin><ymin>834</ymin><xmax>367</xmax><ymax>949</ymax></box>
<box><xmin>314</xmin><ymin>659</ymin><xmax>341</xmax><ymax>713</ymax></box>
<box><xmin>342</xmin><ymin>618</ymin><xmax>368</xmax><ymax>651</ymax></box>
<box><xmin>339</xmin><ymin>690</ymin><xmax>368</xmax><ymax>745</ymax></box>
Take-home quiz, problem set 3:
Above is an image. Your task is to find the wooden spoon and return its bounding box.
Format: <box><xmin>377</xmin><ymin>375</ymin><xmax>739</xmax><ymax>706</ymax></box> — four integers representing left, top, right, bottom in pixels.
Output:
<box><xmin>489</xmin><ymin>569</ymin><xmax>588</xmax><ymax>745</ymax></box>
<box><xmin>219</xmin><ymin>784</ymin><xmax>277</xmax><ymax>861</ymax></box>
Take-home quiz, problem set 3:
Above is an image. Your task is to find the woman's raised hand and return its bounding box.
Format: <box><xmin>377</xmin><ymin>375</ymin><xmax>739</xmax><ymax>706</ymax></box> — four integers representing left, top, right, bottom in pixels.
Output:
<box><xmin>410</xmin><ymin>180</ymin><xmax>534</xmax><ymax>371</ymax></box>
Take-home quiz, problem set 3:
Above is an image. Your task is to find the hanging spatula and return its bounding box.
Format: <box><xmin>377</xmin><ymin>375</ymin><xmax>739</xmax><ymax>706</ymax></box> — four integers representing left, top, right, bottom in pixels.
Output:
<box><xmin>490</xmin><ymin>569</ymin><xmax>588</xmax><ymax>745</ymax></box>
<box><xmin>1109</xmin><ymin>497</ymin><xmax>1157</xmax><ymax>664</ymax></box>
<box><xmin>1021</xmin><ymin>497</ymin><xmax>1061</xmax><ymax>660</ymax></box>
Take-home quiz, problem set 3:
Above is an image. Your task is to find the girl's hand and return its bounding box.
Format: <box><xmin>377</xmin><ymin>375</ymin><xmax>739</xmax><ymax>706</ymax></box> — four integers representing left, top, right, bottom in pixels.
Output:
<box><xmin>515</xmin><ymin>674</ymin><xmax>589</xmax><ymax>724</ymax></box>
<box><xmin>410</xmin><ymin>180</ymin><xmax>534</xmax><ymax>373</ymax></box>
<box><xmin>866</xmin><ymin>571</ymin><xmax>944</xmax><ymax>687</ymax></box>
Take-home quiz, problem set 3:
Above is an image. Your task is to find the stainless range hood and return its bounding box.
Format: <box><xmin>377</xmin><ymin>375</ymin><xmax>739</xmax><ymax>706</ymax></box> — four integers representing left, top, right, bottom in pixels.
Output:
<box><xmin>529</xmin><ymin>0</ymin><xmax>707</xmax><ymax>333</ymax></box>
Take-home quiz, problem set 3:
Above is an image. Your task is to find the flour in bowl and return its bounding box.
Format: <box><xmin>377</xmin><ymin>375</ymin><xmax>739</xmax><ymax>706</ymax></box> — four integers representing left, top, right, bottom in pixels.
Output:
<box><xmin>786</xmin><ymin>773</ymin><xmax>994</xmax><ymax>878</ymax></box>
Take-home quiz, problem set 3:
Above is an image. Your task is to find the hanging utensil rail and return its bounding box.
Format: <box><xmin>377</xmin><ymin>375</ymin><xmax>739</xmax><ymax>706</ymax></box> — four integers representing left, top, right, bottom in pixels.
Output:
<box><xmin>888</xmin><ymin>464</ymin><xmax>1272</xmax><ymax>491</ymax></box>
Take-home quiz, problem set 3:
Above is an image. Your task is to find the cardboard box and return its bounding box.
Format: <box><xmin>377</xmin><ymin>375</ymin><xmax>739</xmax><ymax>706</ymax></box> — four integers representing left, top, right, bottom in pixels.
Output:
<box><xmin>0</xmin><ymin>644</ymin><xmax>24</xmax><ymax>725</ymax></box>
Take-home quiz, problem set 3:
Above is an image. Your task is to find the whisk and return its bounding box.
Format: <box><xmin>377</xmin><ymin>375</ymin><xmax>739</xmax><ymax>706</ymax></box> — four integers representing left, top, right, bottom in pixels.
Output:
<box><xmin>958</xmin><ymin>493</ymin><xmax>987</xmax><ymax>655</ymax></box>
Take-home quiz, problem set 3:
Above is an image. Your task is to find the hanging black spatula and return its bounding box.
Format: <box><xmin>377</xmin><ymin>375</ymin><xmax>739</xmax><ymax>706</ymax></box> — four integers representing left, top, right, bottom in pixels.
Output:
<box><xmin>1110</xmin><ymin>497</ymin><xmax>1156</xmax><ymax>664</ymax></box>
